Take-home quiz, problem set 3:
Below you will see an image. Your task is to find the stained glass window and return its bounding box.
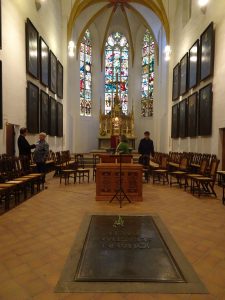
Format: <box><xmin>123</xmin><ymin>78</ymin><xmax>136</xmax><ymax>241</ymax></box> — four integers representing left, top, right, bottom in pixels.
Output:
<box><xmin>105</xmin><ymin>32</ymin><xmax>129</xmax><ymax>115</ymax></box>
<box><xmin>141</xmin><ymin>29</ymin><xmax>155</xmax><ymax>117</ymax></box>
<box><xmin>80</xmin><ymin>29</ymin><xmax>92</xmax><ymax>116</ymax></box>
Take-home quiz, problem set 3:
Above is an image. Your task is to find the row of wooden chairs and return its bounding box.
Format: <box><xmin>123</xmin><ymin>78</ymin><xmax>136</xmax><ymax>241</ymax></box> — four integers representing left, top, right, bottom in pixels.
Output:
<box><xmin>150</xmin><ymin>153</ymin><xmax>220</xmax><ymax>198</ymax></box>
<box><xmin>57</xmin><ymin>153</ymin><xmax>91</xmax><ymax>184</ymax></box>
<box><xmin>167</xmin><ymin>151</ymin><xmax>217</xmax><ymax>171</ymax></box>
<box><xmin>0</xmin><ymin>156</ymin><xmax>45</xmax><ymax>212</ymax></box>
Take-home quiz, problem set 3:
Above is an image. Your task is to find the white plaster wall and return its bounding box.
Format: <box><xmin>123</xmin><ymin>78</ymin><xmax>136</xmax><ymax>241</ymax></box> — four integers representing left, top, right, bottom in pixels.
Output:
<box><xmin>0</xmin><ymin>0</ymin><xmax>66</xmax><ymax>154</ymax></box>
<box><xmin>132</xmin><ymin>26</ymin><xmax>154</xmax><ymax>150</ymax></box>
<box><xmin>68</xmin><ymin>11</ymin><xmax>168</xmax><ymax>153</ymax></box>
<box><xmin>157</xmin><ymin>26</ymin><xmax>169</xmax><ymax>153</ymax></box>
<box><xmin>169</xmin><ymin>0</ymin><xmax>225</xmax><ymax>160</ymax></box>
<box><xmin>67</xmin><ymin>22</ymin><xmax>101</xmax><ymax>153</ymax></box>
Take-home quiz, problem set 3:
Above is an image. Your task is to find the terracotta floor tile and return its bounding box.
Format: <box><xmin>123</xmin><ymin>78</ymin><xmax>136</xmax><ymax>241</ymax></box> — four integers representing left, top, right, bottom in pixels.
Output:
<box><xmin>0</xmin><ymin>278</ymin><xmax>30</xmax><ymax>300</ymax></box>
<box><xmin>0</xmin><ymin>175</ymin><xmax>225</xmax><ymax>299</ymax></box>
<box><xmin>25</xmin><ymin>277</ymin><xmax>50</xmax><ymax>297</ymax></box>
<box><xmin>8</xmin><ymin>263</ymin><xmax>31</xmax><ymax>277</ymax></box>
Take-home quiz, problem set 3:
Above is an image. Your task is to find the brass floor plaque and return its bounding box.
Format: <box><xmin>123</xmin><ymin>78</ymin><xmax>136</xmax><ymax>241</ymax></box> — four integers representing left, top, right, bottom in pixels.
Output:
<box><xmin>55</xmin><ymin>213</ymin><xmax>207</xmax><ymax>293</ymax></box>
<box><xmin>75</xmin><ymin>215</ymin><xmax>185</xmax><ymax>282</ymax></box>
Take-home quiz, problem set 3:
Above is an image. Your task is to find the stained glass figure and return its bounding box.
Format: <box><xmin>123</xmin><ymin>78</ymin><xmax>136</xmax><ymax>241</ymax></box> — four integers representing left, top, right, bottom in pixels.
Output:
<box><xmin>105</xmin><ymin>32</ymin><xmax>129</xmax><ymax>115</ymax></box>
<box><xmin>141</xmin><ymin>29</ymin><xmax>155</xmax><ymax>117</ymax></box>
<box><xmin>80</xmin><ymin>30</ymin><xmax>92</xmax><ymax>116</ymax></box>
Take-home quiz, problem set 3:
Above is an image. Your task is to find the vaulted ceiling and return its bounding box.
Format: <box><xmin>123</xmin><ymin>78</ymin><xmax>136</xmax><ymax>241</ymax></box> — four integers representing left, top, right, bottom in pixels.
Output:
<box><xmin>67</xmin><ymin>0</ymin><xmax>170</xmax><ymax>65</ymax></box>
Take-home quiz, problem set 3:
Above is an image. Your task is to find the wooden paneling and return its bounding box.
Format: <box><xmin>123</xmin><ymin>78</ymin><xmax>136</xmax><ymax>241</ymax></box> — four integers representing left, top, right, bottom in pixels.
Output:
<box><xmin>96</xmin><ymin>163</ymin><xmax>143</xmax><ymax>201</ymax></box>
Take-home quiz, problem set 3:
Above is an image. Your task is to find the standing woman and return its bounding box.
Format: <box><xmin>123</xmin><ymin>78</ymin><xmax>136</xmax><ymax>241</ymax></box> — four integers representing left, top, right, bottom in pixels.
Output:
<box><xmin>33</xmin><ymin>132</ymin><xmax>49</xmax><ymax>182</ymax></box>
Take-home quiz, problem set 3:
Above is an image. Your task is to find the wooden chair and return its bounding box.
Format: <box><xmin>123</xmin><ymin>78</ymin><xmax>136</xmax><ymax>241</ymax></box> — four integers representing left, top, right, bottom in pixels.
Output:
<box><xmin>54</xmin><ymin>152</ymin><xmax>62</xmax><ymax>176</ymax></box>
<box><xmin>191</xmin><ymin>159</ymin><xmax>220</xmax><ymax>197</ymax></box>
<box><xmin>184</xmin><ymin>158</ymin><xmax>208</xmax><ymax>192</ymax></box>
<box><xmin>149</xmin><ymin>153</ymin><xmax>161</xmax><ymax>177</ymax></box>
<box><xmin>0</xmin><ymin>183</ymin><xmax>18</xmax><ymax>210</ymax></box>
<box><xmin>152</xmin><ymin>155</ymin><xmax>169</xmax><ymax>185</ymax></box>
<box><xmin>139</xmin><ymin>155</ymin><xmax>150</xmax><ymax>183</ymax></box>
<box><xmin>222</xmin><ymin>183</ymin><xmax>225</xmax><ymax>205</ymax></box>
<box><xmin>59</xmin><ymin>161</ymin><xmax>77</xmax><ymax>185</ymax></box>
<box><xmin>93</xmin><ymin>154</ymin><xmax>100</xmax><ymax>181</ymax></box>
<box><xmin>169</xmin><ymin>157</ymin><xmax>188</xmax><ymax>187</ymax></box>
<box><xmin>75</xmin><ymin>154</ymin><xmax>90</xmax><ymax>183</ymax></box>
<box><xmin>20</xmin><ymin>173</ymin><xmax>45</xmax><ymax>193</ymax></box>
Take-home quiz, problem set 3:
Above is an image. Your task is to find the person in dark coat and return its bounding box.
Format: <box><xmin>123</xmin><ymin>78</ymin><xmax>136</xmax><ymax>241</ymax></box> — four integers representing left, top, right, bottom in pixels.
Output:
<box><xmin>138</xmin><ymin>131</ymin><xmax>154</xmax><ymax>166</ymax></box>
<box><xmin>17</xmin><ymin>128</ymin><xmax>35</xmax><ymax>160</ymax></box>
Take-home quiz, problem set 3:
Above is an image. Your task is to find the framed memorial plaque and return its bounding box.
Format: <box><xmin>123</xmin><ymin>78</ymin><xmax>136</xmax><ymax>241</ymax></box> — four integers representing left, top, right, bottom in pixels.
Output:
<box><xmin>189</xmin><ymin>40</ymin><xmax>199</xmax><ymax>89</ymax></box>
<box><xmin>27</xmin><ymin>81</ymin><xmax>39</xmax><ymax>133</ymax></box>
<box><xmin>49</xmin><ymin>51</ymin><xmax>57</xmax><ymax>94</ymax></box>
<box><xmin>57</xmin><ymin>102</ymin><xmax>63</xmax><ymax>137</ymax></box>
<box><xmin>40</xmin><ymin>37</ymin><xmax>49</xmax><ymax>87</ymax></box>
<box><xmin>180</xmin><ymin>53</ymin><xmax>188</xmax><ymax>95</ymax></box>
<box><xmin>188</xmin><ymin>92</ymin><xmax>198</xmax><ymax>137</ymax></box>
<box><xmin>179</xmin><ymin>99</ymin><xmax>187</xmax><ymax>138</ymax></box>
<box><xmin>172</xmin><ymin>63</ymin><xmax>180</xmax><ymax>101</ymax></box>
<box><xmin>200</xmin><ymin>22</ymin><xmax>214</xmax><ymax>81</ymax></box>
<box><xmin>0</xmin><ymin>61</ymin><xmax>2</xmax><ymax>129</ymax></box>
<box><xmin>198</xmin><ymin>83</ymin><xmax>212</xmax><ymax>136</ymax></box>
<box><xmin>171</xmin><ymin>103</ymin><xmax>179</xmax><ymax>138</ymax></box>
<box><xmin>49</xmin><ymin>97</ymin><xmax>57</xmax><ymax>136</ymax></box>
<box><xmin>26</xmin><ymin>19</ymin><xmax>39</xmax><ymax>79</ymax></box>
<box><xmin>57</xmin><ymin>61</ymin><xmax>63</xmax><ymax>99</ymax></box>
<box><xmin>40</xmin><ymin>90</ymin><xmax>49</xmax><ymax>134</ymax></box>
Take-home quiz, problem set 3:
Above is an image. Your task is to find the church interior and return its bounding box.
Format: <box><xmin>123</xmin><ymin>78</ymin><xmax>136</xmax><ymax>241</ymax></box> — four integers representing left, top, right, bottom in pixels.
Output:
<box><xmin>1</xmin><ymin>0</ymin><xmax>225</xmax><ymax>299</ymax></box>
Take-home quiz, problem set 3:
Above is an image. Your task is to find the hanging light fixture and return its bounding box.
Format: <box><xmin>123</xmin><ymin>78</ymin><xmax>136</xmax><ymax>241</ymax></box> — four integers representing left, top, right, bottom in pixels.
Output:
<box><xmin>68</xmin><ymin>0</ymin><xmax>75</xmax><ymax>57</ymax></box>
<box><xmin>164</xmin><ymin>0</ymin><xmax>171</xmax><ymax>61</ymax></box>
<box><xmin>198</xmin><ymin>0</ymin><xmax>209</xmax><ymax>14</ymax></box>
<box><xmin>35</xmin><ymin>0</ymin><xmax>45</xmax><ymax>11</ymax></box>
<box><xmin>68</xmin><ymin>40</ymin><xmax>75</xmax><ymax>57</ymax></box>
<box><xmin>164</xmin><ymin>45</ymin><xmax>172</xmax><ymax>61</ymax></box>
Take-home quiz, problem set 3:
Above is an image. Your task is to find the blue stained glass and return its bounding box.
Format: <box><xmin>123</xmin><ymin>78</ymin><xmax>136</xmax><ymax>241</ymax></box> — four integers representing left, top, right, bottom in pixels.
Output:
<box><xmin>85</xmin><ymin>54</ymin><xmax>91</xmax><ymax>64</ymax></box>
<box><xmin>80</xmin><ymin>90</ymin><xmax>85</xmax><ymax>98</ymax></box>
<box><xmin>105</xmin><ymin>76</ymin><xmax>111</xmax><ymax>82</ymax></box>
<box><xmin>104</xmin><ymin>32</ymin><xmax>129</xmax><ymax>115</ymax></box>
<box><xmin>80</xmin><ymin>52</ymin><xmax>84</xmax><ymax>61</ymax></box>
<box><xmin>142</xmin><ymin>56</ymin><xmax>149</xmax><ymax>65</ymax></box>
<box><xmin>121</xmin><ymin>51</ymin><xmax>128</xmax><ymax>60</ymax></box>
<box><xmin>80</xmin><ymin>29</ymin><xmax>92</xmax><ymax>116</ymax></box>
<box><xmin>141</xmin><ymin>29</ymin><xmax>155</xmax><ymax>117</ymax></box>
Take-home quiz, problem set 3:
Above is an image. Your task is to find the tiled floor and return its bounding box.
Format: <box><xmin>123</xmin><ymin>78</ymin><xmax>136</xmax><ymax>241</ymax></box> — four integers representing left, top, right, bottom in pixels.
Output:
<box><xmin>0</xmin><ymin>173</ymin><xmax>225</xmax><ymax>300</ymax></box>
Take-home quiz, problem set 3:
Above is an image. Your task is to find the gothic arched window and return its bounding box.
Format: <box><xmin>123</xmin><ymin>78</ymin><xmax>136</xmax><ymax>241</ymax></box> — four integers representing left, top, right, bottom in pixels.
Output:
<box><xmin>80</xmin><ymin>29</ymin><xmax>92</xmax><ymax>116</ymax></box>
<box><xmin>105</xmin><ymin>32</ymin><xmax>129</xmax><ymax>115</ymax></box>
<box><xmin>141</xmin><ymin>29</ymin><xmax>155</xmax><ymax>117</ymax></box>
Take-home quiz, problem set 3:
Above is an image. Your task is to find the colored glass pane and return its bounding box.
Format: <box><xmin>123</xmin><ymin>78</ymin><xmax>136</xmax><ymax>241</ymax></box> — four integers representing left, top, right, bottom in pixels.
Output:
<box><xmin>141</xmin><ymin>29</ymin><xmax>155</xmax><ymax>117</ymax></box>
<box><xmin>104</xmin><ymin>32</ymin><xmax>129</xmax><ymax>115</ymax></box>
<box><xmin>80</xmin><ymin>29</ymin><xmax>92</xmax><ymax>116</ymax></box>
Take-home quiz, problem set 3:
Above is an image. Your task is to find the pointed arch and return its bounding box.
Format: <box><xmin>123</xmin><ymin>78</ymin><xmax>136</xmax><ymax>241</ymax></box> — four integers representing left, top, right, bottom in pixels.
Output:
<box><xmin>104</xmin><ymin>32</ymin><xmax>129</xmax><ymax>115</ymax></box>
<box><xmin>141</xmin><ymin>29</ymin><xmax>155</xmax><ymax>117</ymax></box>
<box><xmin>80</xmin><ymin>29</ymin><xmax>92</xmax><ymax>117</ymax></box>
<box><xmin>67</xmin><ymin>0</ymin><xmax>170</xmax><ymax>44</ymax></box>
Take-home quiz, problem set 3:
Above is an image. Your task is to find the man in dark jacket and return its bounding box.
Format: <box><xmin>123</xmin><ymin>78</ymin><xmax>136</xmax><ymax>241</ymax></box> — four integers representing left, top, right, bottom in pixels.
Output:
<box><xmin>138</xmin><ymin>131</ymin><xmax>154</xmax><ymax>165</ymax></box>
<box><xmin>17</xmin><ymin>128</ymin><xmax>35</xmax><ymax>160</ymax></box>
